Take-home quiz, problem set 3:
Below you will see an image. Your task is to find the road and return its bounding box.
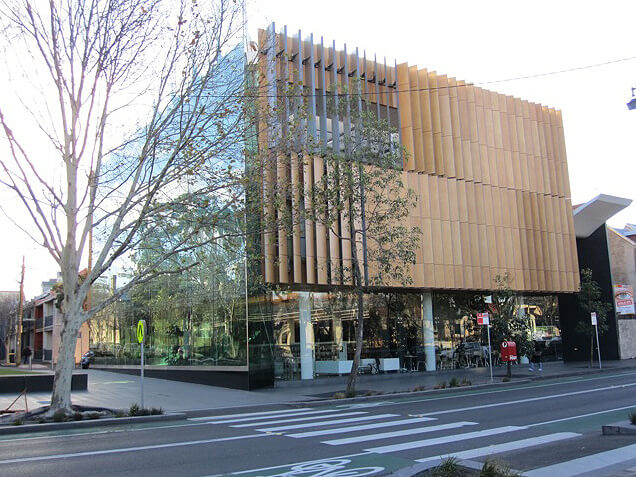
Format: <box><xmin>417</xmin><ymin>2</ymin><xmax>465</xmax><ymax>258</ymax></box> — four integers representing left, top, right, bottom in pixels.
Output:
<box><xmin>1</xmin><ymin>371</ymin><xmax>636</xmax><ymax>476</ymax></box>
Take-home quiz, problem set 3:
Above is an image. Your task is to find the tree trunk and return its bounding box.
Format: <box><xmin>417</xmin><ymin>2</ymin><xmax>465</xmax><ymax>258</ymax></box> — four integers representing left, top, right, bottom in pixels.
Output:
<box><xmin>49</xmin><ymin>316</ymin><xmax>80</xmax><ymax>414</ymax></box>
<box><xmin>590</xmin><ymin>330</ymin><xmax>594</xmax><ymax>368</ymax></box>
<box><xmin>506</xmin><ymin>360</ymin><xmax>511</xmax><ymax>379</ymax></box>
<box><xmin>346</xmin><ymin>289</ymin><xmax>364</xmax><ymax>395</ymax></box>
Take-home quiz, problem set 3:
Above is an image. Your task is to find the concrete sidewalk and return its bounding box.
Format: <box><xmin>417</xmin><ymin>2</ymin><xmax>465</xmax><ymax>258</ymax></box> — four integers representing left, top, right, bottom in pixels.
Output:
<box><xmin>1</xmin><ymin>359</ymin><xmax>635</xmax><ymax>414</ymax></box>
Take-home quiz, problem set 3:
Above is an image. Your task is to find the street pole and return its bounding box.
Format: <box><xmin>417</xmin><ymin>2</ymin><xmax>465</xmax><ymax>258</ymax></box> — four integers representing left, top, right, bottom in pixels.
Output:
<box><xmin>16</xmin><ymin>257</ymin><xmax>25</xmax><ymax>366</ymax></box>
<box><xmin>595</xmin><ymin>323</ymin><xmax>602</xmax><ymax>370</ymax></box>
<box><xmin>137</xmin><ymin>320</ymin><xmax>146</xmax><ymax>409</ymax></box>
<box><xmin>140</xmin><ymin>337</ymin><xmax>145</xmax><ymax>408</ymax></box>
<box><xmin>487</xmin><ymin>324</ymin><xmax>493</xmax><ymax>382</ymax></box>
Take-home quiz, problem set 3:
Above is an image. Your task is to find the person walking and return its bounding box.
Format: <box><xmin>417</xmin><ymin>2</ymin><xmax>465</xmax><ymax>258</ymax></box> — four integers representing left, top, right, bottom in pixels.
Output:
<box><xmin>22</xmin><ymin>346</ymin><xmax>32</xmax><ymax>365</ymax></box>
<box><xmin>528</xmin><ymin>343</ymin><xmax>542</xmax><ymax>372</ymax></box>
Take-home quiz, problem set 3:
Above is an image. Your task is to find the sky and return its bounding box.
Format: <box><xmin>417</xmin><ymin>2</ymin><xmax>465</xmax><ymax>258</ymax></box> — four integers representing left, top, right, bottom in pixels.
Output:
<box><xmin>1</xmin><ymin>0</ymin><xmax>635</xmax><ymax>297</ymax></box>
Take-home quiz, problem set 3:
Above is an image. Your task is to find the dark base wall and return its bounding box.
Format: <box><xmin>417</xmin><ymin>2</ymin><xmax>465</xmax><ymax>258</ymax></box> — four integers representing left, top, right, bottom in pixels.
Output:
<box><xmin>94</xmin><ymin>366</ymin><xmax>273</xmax><ymax>391</ymax></box>
<box><xmin>0</xmin><ymin>373</ymin><xmax>87</xmax><ymax>393</ymax></box>
<box><xmin>559</xmin><ymin>224</ymin><xmax>619</xmax><ymax>362</ymax></box>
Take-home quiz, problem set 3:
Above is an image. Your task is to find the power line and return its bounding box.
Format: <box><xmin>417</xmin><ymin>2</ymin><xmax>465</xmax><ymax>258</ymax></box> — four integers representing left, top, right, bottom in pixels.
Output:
<box><xmin>201</xmin><ymin>54</ymin><xmax>636</xmax><ymax>99</ymax></box>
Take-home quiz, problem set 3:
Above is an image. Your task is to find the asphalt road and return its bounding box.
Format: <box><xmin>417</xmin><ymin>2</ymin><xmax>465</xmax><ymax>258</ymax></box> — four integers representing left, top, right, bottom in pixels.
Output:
<box><xmin>2</xmin><ymin>371</ymin><xmax>636</xmax><ymax>476</ymax></box>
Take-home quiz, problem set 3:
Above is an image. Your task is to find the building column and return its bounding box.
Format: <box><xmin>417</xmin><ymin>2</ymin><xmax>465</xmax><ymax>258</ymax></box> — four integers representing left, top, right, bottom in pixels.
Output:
<box><xmin>422</xmin><ymin>292</ymin><xmax>436</xmax><ymax>371</ymax></box>
<box><xmin>298</xmin><ymin>292</ymin><xmax>314</xmax><ymax>380</ymax></box>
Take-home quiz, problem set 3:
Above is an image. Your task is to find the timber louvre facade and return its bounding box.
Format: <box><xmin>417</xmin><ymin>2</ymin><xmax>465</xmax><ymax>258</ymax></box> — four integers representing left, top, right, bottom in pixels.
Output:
<box><xmin>257</xmin><ymin>23</ymin><xmax>579</xmax><ymax>294</ymax></box>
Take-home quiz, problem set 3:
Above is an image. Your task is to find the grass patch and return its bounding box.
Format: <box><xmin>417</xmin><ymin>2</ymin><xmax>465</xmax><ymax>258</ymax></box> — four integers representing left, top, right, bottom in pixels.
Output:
<box><xmin>0</xmin><ymin>369</ymin><xmax>45</xmax><ymax>376</ymax></box>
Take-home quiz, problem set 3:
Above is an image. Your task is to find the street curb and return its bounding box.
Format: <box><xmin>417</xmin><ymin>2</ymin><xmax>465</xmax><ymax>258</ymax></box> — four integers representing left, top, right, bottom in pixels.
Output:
<box><xmin>0</xmin><ymin>412</ymin><xmax>186</xmax><ymax>435</ymax></box>
<box><xmin>602</xmin><ymin>421</ymin><xmax>636</xmax><ymax>435</ymax></box>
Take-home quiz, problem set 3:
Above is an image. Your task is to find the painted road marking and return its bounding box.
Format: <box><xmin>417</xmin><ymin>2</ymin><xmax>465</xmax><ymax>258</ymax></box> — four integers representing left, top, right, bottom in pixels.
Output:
<box><xmin>226</xmin><ymin>452</ymin><xmax>369</xmax><ymax>475</ymax></box>
<box><xmin>287</xmin><ymin>417</ymin><xmax>437</xmax><ymax>438</ymax></box>
<box><xmin>189</xmin><ymin>408</ymin><xmax>314</xmax><ymax>422</ymax></box>
<box><xmin>231</xmin><ymin>411</ymin><xmax>368</xmax><ymax>428</ymax></box>
<box><xmin>257</xmin><ymin>414</ymin><xmax>400</xmax><ymax>432</ymax></box>
<box><xmin>416</xmin><ymin>432</ymin><xmax>580</xmax><ymax>463</ymax></box>
<box><xmin>528</xmin><ymin>405</ymin><xmax>636</xmax><ymax>427</ymax></box>
<box><xmin>0</xmin><ymin>433</ymin><xmax>272</xmax><ymax>465</ymax></box>
<box><xmin>366</xmin><ymin>426</ymin><xmax>526</xmax><ymax>454</ymax></box>
<box><xmin>323</xmin><ymin>421</ymin><xmax>478</xmax><ymax>446</ymax></box>
<box><xmin>418</xmin><ymin>382</ymin><xmax>636</xmax><ymax>417</ymax></box>
<box><xmin>524</xmin><ymin>442</ymin><xmax>636</xmax><ymax>477</ymax></box>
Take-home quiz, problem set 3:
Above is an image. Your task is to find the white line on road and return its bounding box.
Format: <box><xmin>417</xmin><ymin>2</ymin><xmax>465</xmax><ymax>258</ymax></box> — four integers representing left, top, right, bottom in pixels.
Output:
<box><xmin>257</xmin><ymin>414</ymin><xmax>399</xmax><ymax>432</ymax></box>
<box><xmin>528</xmin><ymin>405</ymin><xmax>636</xmax><ymax>427</ymax></box>
<box><xmin>189</xmin><ymin>408</ymin><xmax>313</xmax><ymax>421</ymax></box>
<box><xmin>286</xmin><ymin>417</ymin><xmax>437</xmax><ymax>438</ymax></box>
<box><xmin>231</xmin><ymin>411</ymin><xmax>368</xmax><ymax>428</ymax></box>
<box><xmin>524</xmin><ymin>442</ymin><xmax>636</xmax><ymax>477</ymax></box>
<box><xmin>227</xmin><ymin>452</ymin><xmax>369</xmax><ymax>475</ymax></box>
<box><xmin>323</xmin><ymin>421</ymin><xmax>478</xmax><ymax>446</ymax></box>
<box><xmin>0</xmin><ymin>433</ymin><xmax>272</xmax><ymax>465</ymax></box>
<box><xmin>415</xmin><ymin>432</ymin><xmax>581</xmax><ymax>463</ymax></box>
<box><xmin>366</xmin><ymin>426</ymin><xmax>526</xmax><ymax>454</ymax></box>
<box><xmin>419</xmin><ymin>382</ymin><xmax>636</xmax><ymax>417</ymax></box>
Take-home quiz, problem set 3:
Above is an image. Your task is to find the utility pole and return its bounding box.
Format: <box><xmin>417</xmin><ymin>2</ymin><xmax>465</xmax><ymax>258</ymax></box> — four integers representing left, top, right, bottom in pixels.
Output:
<box><xmin>15</xmin><ymin>257</ymin><xmax>25</xmax><ymax>365</ymax></box>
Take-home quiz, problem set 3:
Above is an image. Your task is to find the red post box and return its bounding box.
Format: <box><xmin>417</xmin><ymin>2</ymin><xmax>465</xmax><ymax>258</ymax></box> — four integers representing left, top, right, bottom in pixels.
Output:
<box><xmin>500</xmin><ymin>341</ymin><xmax>517</xmax><ymax>362</ymax></box>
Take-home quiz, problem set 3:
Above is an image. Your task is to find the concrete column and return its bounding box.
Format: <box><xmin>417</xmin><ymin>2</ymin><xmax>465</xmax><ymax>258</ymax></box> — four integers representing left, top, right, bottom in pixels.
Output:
<box><xmin>422</xmin><ymin>292</ymin><xmax>436</xmax><ymax>371</ymax></box>
<box><xmin>298</xmin><ymin>292</ymin><xmax>314</xmax><ymax>380</ymax></box>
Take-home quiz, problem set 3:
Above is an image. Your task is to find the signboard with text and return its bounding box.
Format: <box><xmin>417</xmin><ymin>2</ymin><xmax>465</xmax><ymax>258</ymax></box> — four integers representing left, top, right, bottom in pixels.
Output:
<box><xmin>614</xmin><ymin>285</ymin><xmax>635</xmax><ymax>315</ymax></box>
<box><xmin>477</xmin><ymin>313</ymin><xmax>490</xmax><ymax>325</ymax></box>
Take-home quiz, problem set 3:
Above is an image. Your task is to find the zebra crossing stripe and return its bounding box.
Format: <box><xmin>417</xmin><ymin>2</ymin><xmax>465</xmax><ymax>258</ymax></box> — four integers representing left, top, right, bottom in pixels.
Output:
<box><xmin>257</xmin><ymin>414</ymin><xmax>400</xmax><ymax>432</ymax></box>
<box><xmin>415</xmin><ymin>432</ymin><xmax>580</xmax><ymax>463</ymax></box>
<box><xmin>193</xmin><ymin>408</ymin><xmax>340</xmax><ymax>424</ymax></box>
<box><xmin>287</xmin><ymin>417</ymin><xmax>438</xmax><ymax>439</ymax></box>
<box><xmin>231</xmin><ymin>411</ymin><xmax>368</xmax><ymax>428</ymax></box>
<box><xmin>189</xmin><ymin>408</ymin><xmax>313</xmax><ymax>422</ymax></box>
<box><xmin>524</xmin><ymin>442</ymin><xmax>636</xmax><ymax>477</ymax></box>
<box><xmin>323</xmin><ymin>421</ymin><xmax>478</xmax><ymax>446</ymax></box>
<box><xmin>366</xmin><ymin>426</ymin><xmax>526</xmax><ymax>454</ymax></box>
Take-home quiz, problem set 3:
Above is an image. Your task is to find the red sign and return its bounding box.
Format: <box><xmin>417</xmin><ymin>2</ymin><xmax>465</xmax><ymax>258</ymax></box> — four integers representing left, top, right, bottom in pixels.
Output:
<box><xmin>500</xmin><ymin>341</ymin><xmax>517</xmax><ymax>362</ymax></box>
<box><xmin>477</xmin><ymin>313</ymin><xmax>490</xmax><ymax>325</ymax></box>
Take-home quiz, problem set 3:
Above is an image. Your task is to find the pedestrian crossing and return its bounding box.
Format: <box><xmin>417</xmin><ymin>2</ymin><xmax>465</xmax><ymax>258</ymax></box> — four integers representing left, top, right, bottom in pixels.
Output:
<box><xmin>189</xmin><ymin>406</ymin><xmax>591</xmax><ymax>474</ymax></box>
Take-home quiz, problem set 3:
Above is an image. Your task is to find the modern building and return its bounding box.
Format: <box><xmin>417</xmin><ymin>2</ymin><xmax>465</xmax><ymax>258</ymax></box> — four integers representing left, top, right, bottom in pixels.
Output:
<box><xmin>560</xmin><ymin>195</ymin><xmax>635</xmax><ymax>362</ymax></box>
<box><xmin>90</xmin><ymin>24</ymin><xmax>581</xmax><ymax>389</ymax></box>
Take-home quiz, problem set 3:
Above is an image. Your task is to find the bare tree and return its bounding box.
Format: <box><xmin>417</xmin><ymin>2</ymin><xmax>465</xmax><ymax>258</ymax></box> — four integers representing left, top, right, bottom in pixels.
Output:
<box><xmin>0</xmin><ymin>0</ymin><xmax>250</xmax><ymax>413</ymax></box>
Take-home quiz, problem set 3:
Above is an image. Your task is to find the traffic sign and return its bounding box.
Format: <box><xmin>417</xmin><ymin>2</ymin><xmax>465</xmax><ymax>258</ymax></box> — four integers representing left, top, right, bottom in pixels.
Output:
<box><xmin>137</xmin><ymin>320</ymin><xmax>146</xmax><ymax>344</ymax></box>
<box><xmin>591</xmin><ymin>312</ymin><xmax>597</xmax><ymax>326</ymax></box>
<box><xmin>477</xmin><ymin>313</ymin><xmax>490</xmax><ymax>325</ymax></box>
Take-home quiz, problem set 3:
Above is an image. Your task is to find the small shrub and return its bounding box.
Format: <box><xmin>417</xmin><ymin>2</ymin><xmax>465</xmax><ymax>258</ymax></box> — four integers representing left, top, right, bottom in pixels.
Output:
<box><xmin>411</xmin><ymin>385</ymin><xmax>426</xmax><ymax>392</ymax></box>
<box><xmin>114</xmin><ymin>410</ymin><xmax>126</xmax><ymax>418</ymax></box>
<box><xmin>449</xmin><ymin>377</ymin><xmax>460</xmax><ymax>388</ymax></box>
<box><xmin>87</xmin><ymin>412</ymin><xmax>100</xmax><ymax>420</ymax></box>
<box><xmin>139</xmin><ymin>408</ymin><xmax>151</xmax><ymax>416</ymax></box>
<box><xmin>629</xmin><ymin>412</ymin><xmax>636</xmax><ymax>425</ymax></box>
<box><xmin>344</xmin><ymin>390</ymin><xmax>356</xmax><ymax>398</ymax></box>
<box><xmin>480</xmin><ymin>459</ymin><xmax>521</xmax><ymax>477</ymax></box>
<box><xmin>37</xmin><ymin>417</ymin><xmax>46</xmax><ymax>424</ymax></box>
<box><xmin>129</xmin><ymin>403</ymin><xmax>141</xmax><ymax>417</ymax></box>
<box><xmin>73</xmin><ymin>412</ymin><xmax>83</xmax><ymax>421</ymax></box>
<box><xmin>332</xmin><ymin>392</ymin><xmax>346</xmax><ymax>399</ymax></box>
<box><xmin>502</xmin><ymin>376</ymin><xmax>510</xmax><ymax>382</ymax></box>
<box><xmin>432</xmin><ymin>456</ymin><xmax>460</xmax><ymax>477</ymax></box>
<box><xmin>150</xmin><ymin>407</ymin><xmax>163</xmax><ymax>415</ymax></box>
<box><xmin>12</xmin><ymin>418</ymin><xmax>23</xmax><ymax>426</ymax></box>
<box><xmin>434</xmin><ymin>381</ymin><xmax>447</xmax><ymax>389</ymax></box>
<box><xmin>53</xmin><ymin>410</ymin><xmax>67</xmax><ymax>422</ymax></box>
<box><xmin>461</xmin><ymin>378</ymin><xmax>472</xmax><ymax>386</ymax></box>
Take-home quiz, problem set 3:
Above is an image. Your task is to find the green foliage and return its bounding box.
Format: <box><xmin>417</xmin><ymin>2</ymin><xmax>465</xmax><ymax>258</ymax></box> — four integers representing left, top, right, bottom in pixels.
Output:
<box><xmin>72</xmin><ymin>412</ymin><xmax>83</xmax><ymax>421</ymax></box>
<box><xmin>87</xmin><ymin>412</ymin><xmax>100</xmax><ymax>420</ymax></box>
<box><xmin>575</xmin><ymin>268</ymin><xmax>613</xmax><ymax>366</ymax></box>
<box><xmin>629</xmin><ymin>412</ymin><xmax>636</xmax><ymax>425</ymax></box>
<box><xmin>480</xmin><ymin>459</ymin><xmax>521</xmax><ymax>477</ymax></box>
<box><xmin>129</xmin><ymin>403</ymin><xmax>141</xmax><ymax>416</ymax></box>
<box><xmin>12</xmin><ymin>418</ymin><xmax>23</xmax><ymax>426</ymax></box>
<box><xmin>461</xmin><ymin>378</ymin><xmax>472</xmax><ymax>386</ymax></box>
<box><xmin>432</xmin><ymin>457</ymin><xmax>461</xmax><ymax>477</ymax></box>
<box><xmin>502</xmin><ymin>376</ymin><xmax>510</xmax><ymax>382</ymax></box>
<box><xmin>150</xmin><ymin>407</ymin><xmax>163</xmax><ymax>415</ymax></box>
<box><xmin>449</xmin><ymin>377</ymin><xmax>460</xmax><ymax>388</ymax></box>
<box><xmin>434</xmin><ymin>381</ymin><xmax>448</xmax><ymax>389</ymax></box>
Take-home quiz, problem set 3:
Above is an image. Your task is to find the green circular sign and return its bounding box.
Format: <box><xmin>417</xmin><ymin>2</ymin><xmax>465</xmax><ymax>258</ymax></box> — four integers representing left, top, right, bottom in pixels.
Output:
<box><xmin>137</xmin><ymin>320</ymin><xmax>146</xmax><ymax>344</ymax></box>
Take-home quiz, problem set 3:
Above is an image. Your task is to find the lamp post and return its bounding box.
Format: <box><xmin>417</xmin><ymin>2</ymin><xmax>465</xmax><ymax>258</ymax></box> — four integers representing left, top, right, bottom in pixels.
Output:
<box><xmin>627</xmin><ymin>87</ymin><xmax>636</xmax><ymax>110</ymax></box>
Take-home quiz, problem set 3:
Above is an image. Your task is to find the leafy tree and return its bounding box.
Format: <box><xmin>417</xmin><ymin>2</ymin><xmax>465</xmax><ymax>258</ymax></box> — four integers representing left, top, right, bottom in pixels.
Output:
<box><xmin>575</xmin><ymin>268</ymin><xmax>613</xmax><ymax>367</ymax></box>
<box><xmin>282</xmin><ymin>103</ymin><xmax>421</xmax><ymax>394</ymax></box>
<box><xmin>0</xmin><ymin>0</ymin><xmax>249</xmax><ymax>414</ymax></box>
